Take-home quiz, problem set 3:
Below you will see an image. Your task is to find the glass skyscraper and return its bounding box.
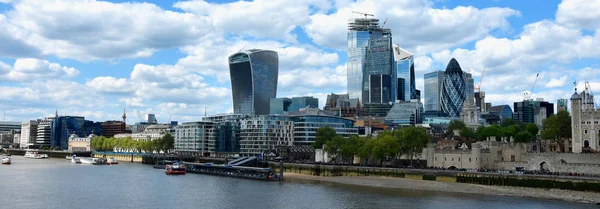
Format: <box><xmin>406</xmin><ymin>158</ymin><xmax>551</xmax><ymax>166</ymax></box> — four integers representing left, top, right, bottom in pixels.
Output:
<box><xmin>393</xmin><ymin>45</ymin><xmax>415</xmax><ymax>101</ymax></box>
<box><xmin>363</xmin><ymin>36</ymin><xmax>395</xmax><ymax>103</ymax></box>
<box><xmin>229</xmin><ymin>49</ymin><xmax>278</xmax><ymax>115</ymax></box>
<box><xmin>347</xmin><ymin>18</ymin><xmax>392</xmax><ymax>103</ymax></box>
<box><xmin>424</xmin><ymin>71</ymin><xmax>445</xmax><ymax>111</ymax></box>
<box><xmin>440</xmin><ymin>58</ymin><xmax>467</xmax><ymax>117</ymax></box>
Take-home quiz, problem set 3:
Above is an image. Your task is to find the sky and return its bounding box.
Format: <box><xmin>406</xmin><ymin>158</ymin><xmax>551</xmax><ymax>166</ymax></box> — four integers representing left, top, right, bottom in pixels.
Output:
<box><xmin>0</xmin><ymin>0</ymin><xmax>598</xmax><ymax>123</ymax></box>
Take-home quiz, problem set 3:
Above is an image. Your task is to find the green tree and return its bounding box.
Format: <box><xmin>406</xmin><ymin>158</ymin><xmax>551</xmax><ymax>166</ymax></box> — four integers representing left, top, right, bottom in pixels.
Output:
<box><xmin>459</xmin><ymin>127</ymin><xmax>476</xmax><ymax>140</ymax></box>
<box><xmin>399</xmin><ymin>127</ymin><xmax>429</xmax><ymax>166</ymax></box>
<box><xmin>514</xmin><ymin>131</ymin><xmax>534</xmax><ymax>143</ymax></box>
<box><xmin>324</xmin><ymin>135</ymin><xmax>345</xmax><ymax>162</ymax></box>
<box><xmin>541</xmin><ymin>114</ymin><xmax>559</xmax><ymax>140</ymax></box>
<box><xmin>526</xmin><ymin>123</ymin><xmax>539</xmax><ymax>139</ymax></box>
<box><xmin>447</xmin><ymin>120</ymin><xmax>466</xmax><ymax>135</ymax></box>
<box><xmin>358</xmin><ymin>137</ymin><xmax>376</xmax><ymax>165</ymax></box>
<box><xmin>500</xmin><ymin>118</ymin><xmax>516</xmax><ymax>127</ymax></box>
<box><xmin>162</xmin><ymin>134</ymin><xmax>175</xmax><ymax>153</ymax></box>
<box><xmin>487</xmin><ymin>125</ymin><xmax>502</xmax><ymax>141</ymax></box>
<box><xmin>372</xmin><ymin>134</ymin><xmax>400</xmax><ymax>165</ymax></box>
<box><xmin>476</xmin><ymin>126</ymin><xmax>488</xmax><ymax>141</ymax></box>
<box><xmin>501</xmin><ymin>124</ymin><xmax>520</xmax><ymax>141</ymax></box>
<box><xmin>313</xmin><ymin>126</ymin><xmax>337</xmax><ymax>149</ymax></box>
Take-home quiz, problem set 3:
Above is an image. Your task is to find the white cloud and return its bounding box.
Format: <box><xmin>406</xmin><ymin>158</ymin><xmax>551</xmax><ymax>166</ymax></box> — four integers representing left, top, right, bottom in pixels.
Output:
<box><xmin>546</xmin><ymin>76</ymin><xmax>568</xmax><ymax>88</ymax></box>
<box><xmin>119</xmin><ymin>97</ymin><xmax>146</xmax><ymax>108</ymax></box>
<box><xmin>86</xmin><ymin>77</ymin><xmax>132</xmax><ymax>93</ymax></box>
<box><xmin>174</xmin><ymin>0</ymin><xmax>331</xmax><ymax>43</ymax></box>
<box><xmin>4</xmin><ymin>0</ymin><xmax>210</xmax><ymax>61</ymax></box>
<box><xmin>305</xmin><ymin>0</ymin><xmax>519</xmax><ymax>53</ymax></box>
<box><xmin>556</xmin><ymin>0</ymin><xmax>600</xmax><ymax>30</ymax></box>
<box><xmin>0</xmin><ymin>58</ymin><xmax>79</xmax><ymax>82</ymax></box>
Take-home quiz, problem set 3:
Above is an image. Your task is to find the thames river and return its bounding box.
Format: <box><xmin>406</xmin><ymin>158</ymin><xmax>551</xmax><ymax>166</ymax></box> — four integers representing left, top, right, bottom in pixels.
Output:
<box><xmin>0</xmin><ymin>156</ymin><xmax>595</xmax><ymax>209</ymax></box>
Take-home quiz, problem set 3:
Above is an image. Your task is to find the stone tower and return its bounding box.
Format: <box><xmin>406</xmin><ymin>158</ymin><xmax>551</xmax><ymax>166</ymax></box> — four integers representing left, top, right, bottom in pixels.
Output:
<box><xmin>122</xmin><ymin>109</ymin><xmax>127</xmax><ymax>124</ymax></box>
<box><xmin>571</xmin><ymin>88</ymin><xmax>582</xmax><ymax>153</ymax></box>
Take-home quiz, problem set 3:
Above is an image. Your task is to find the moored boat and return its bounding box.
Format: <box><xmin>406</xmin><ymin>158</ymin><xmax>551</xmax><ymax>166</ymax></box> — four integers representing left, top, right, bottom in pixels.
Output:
<box><xmin>2</xmin><ymin>157</ymin><xmax>10</xmax><ymax>165</ymax></box>
<box><xmin>80</xmin><ymin>157</ymin><xmax>106</xmax><ymax>165</ymax></box>
<box><xmin>24</xmin><ymin>151</ymin><xmax>43</xmax><ymax>159</ymax></box>
<box><xmin>106</xmin><ymin>157</ymin><xmax>118</xmax><ymax>165</ymax></box>
<box><xmin>165</xmin><ymin>162</ymin><xmax>186</xmax><ymax>175</ymax></box>
<box><xmin>70</xmin><ymin>155</ymin><xmax>81</xmax><ymax>164</ymax></box>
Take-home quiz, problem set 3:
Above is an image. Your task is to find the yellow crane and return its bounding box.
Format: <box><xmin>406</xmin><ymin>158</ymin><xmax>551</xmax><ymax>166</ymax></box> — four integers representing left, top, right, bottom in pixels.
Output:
<box><xmin>352</xmin><ymin>11</ymin><xmax>374</xmax><ymax>18</ymax></box>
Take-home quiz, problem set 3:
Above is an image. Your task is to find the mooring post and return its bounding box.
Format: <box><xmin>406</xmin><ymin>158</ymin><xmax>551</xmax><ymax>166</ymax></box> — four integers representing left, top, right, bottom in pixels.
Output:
<box><xmin>279</xmin><ymin>160</ymin><xmax>284</xmax><ymax>181</ymax></box>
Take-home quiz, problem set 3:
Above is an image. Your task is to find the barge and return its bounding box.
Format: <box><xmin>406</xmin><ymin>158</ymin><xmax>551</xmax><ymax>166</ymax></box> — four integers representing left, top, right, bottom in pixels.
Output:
<box><xmin>183</xmin><ymin>162</ymin><xmax>281</xmax><ymax>181</ymax></box>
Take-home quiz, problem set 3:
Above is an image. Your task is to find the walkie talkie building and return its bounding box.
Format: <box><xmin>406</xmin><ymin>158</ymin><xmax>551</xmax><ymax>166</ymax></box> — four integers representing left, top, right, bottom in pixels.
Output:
<box><xmin>228</xmin><ymin>49</ymin><xmax>278</xmax><ymax>115</ymax></box>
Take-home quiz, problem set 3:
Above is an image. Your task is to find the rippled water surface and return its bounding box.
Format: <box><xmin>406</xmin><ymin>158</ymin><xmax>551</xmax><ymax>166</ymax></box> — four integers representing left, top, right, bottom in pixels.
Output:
<box><xmin>0</xmin><ymin>156</ymin><xmax>596</xmax><ymax>209</ymax></box>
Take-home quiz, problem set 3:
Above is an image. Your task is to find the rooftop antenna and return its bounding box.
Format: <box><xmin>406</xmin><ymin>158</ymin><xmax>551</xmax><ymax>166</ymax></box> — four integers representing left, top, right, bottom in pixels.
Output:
<box><xmin>204</xmin><ymin>106</ymin><xmax>207</xmax><ymax>117</ymax></box>
<box><xmin>238</xmin><ymin>44</ymin><xmax>247</xmax><ymax>53</ymax></box>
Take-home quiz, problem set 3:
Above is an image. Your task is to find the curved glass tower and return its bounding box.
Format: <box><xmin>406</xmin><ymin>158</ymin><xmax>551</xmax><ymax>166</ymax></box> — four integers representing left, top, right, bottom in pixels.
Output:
<box><xmin>229</xmin><ymin>49</ymin><xmax>278</xmax><ymax>115</ymax></box>
<box><xmin>440</xmin><ymin>58</ymin><xmax>466</xmax><ymax>117</ymax></box>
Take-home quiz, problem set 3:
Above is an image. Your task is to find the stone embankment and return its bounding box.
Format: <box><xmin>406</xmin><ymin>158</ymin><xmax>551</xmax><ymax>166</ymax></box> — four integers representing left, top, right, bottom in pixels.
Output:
<box><xmin>284</xmin><ymin>173</ymin><xmax>600</xmax><ymax>204</ymax></box>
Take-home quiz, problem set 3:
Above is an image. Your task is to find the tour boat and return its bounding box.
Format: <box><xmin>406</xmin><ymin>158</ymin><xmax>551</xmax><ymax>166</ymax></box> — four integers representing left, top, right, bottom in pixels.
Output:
<box><xmin>2</xmin><ymin>157</ymin><xmax>10</xmax><ymax>165</ymax></box>
<box><xmin>106</xmin><ymin>157</ymin><xmax>118</xmax><ymax>165</ymax></box>
<box><xmin>165</xmin><ymin>162</ymin><xmax>186</xmax><ymax>175</ymax></box>
<box><xmin>24</xmin><ymin>151</ymin><xmax>43</xmax><ymax>159</ymax></box>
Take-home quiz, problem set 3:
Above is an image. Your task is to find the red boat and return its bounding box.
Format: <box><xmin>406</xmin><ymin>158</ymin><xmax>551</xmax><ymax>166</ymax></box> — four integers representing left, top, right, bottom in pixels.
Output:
<box><xmin>165</xmin><ymin>163</ymin><xmax>186</xmax><ymax>175</ymax></box>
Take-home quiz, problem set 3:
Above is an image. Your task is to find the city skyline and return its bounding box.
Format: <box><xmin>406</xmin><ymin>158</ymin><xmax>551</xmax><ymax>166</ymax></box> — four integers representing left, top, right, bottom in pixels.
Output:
<box><xmin>0</xmin><ymin>0</ymin><xmax>598</xmax><ymax>123</ymax></box>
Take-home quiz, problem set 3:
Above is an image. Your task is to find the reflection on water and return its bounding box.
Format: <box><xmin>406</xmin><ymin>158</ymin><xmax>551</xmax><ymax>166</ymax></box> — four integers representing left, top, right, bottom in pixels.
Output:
<box><xmin>0</xmin><ymin>156</ymin><xmax>595</xmax><ymax>209</ymax></box>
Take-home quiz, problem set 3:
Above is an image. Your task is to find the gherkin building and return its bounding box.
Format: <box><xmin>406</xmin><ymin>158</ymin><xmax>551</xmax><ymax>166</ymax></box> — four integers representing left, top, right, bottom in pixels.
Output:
<box><xmin>440</xmin><ymin>58</ymin><xmax>466</xmax><ymax>117</ymax></box>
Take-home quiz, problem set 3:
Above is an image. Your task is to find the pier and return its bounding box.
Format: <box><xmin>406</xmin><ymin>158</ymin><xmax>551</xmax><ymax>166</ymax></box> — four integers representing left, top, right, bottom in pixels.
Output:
<box><xmin>183</xmin><ymin>162</ymin><xmax>281</xmax><ymax>181</ymax></box>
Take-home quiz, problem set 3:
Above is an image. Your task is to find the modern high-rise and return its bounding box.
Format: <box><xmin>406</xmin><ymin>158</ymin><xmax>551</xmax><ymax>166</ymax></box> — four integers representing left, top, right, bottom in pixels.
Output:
<box><xmin>52</xmin><ymin>116</ymin><xmax>102</xmax><ymax>150</ymax></box>
<box><xmin>475</xmin><ymin>91</ymin><xmax>486</xmax><ymax>112</ymax></box>
<box><xmin>145</xmin><ymin>114</ymin><xmax>157</xmax><ymax>124</ymax></box>
<box><xmin>363</xmin><ymin>36</ymin><xmax>396</xmax><ymax>103</ymax></box>
<box><xmin>20</xmin><ymin>120</ymin><xmax>38</xmax><ymax>148</ymax></box>
<box><xmin>239</xmin><ymin>115</ymin><xmax>294</xmax><ymax>156</ymax></box>
<box><xmin>440</xmin><ymin>58</ymin><xmax>467</xmax><ymax>117</ymax></box>
<box><xmin>175</xmin><ymin>121</ymin><xmax>215</xmax><ymax>157</ymax></box>
<box><xmin>393</xmin><ymin>45</ymin><xmax>414</xmax><ymax>101</ymax></box>
<box><xmin>424</xmin><ymin>71</ymin><xmax>445</xmax><ymax>111</ymax></box>
<box><xmin>465</xmin><ymin>73</ymin><xmax>474</xmax><ymax>105</ymax></box>
<box><xmin>514</xmin><ymin>99</ymin><xmax>554</xmax><ymax>126</ymax></box>
<box><xmin>229</xmin><ymin>49</ymin><xmax>279</xmax><ymax>115</ymax></box>
<box><xmin>36</xmin><ymin>118</ymin><xmax>53</xmax><ymax>147</ymax></box>
<box><xmin>289</xmin><ymin>108</ymin><xmax>357</xmax><ymax>146</ymax></box>
<box><xmin>347</xmin><ymin>17</ymin><xmax>391</xmax><ymax>103</ymax></box>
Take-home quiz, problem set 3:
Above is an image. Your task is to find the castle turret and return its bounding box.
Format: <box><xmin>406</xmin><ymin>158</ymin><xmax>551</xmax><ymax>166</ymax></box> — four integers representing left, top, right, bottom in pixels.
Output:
<box><xmin>571</xmin><ymin>88</ymin><xmax>582</xmax><ymax>153</ymax></box>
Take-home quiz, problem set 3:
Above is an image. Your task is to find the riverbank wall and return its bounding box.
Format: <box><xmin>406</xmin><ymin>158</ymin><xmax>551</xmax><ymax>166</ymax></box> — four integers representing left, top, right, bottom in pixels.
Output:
<box><xmin>4</xmin><ymin>149</ymin><xmax>91</xmax><ymax>158</ymax></box>
<box><xmin>270</xmin><ymin>162</ymin><xmax>600</xmax><ymax>192</ymax></box>
<box><xmin>92</xmin><ymin>153</ymin><xmax>144</xmax><ymax>163</ymax></box>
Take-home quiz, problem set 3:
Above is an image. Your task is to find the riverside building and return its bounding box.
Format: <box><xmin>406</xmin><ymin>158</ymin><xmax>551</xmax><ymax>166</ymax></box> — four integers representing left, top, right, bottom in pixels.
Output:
<box><xmin>289</xmin><ymin>108</ymin><xmax>357</xmax><ymax>146</ymax></box>
<box><xmin>229</xmin><ymin>49</ymin><xmax>279</xmax><ymax>115</ymax></box>
<box><xmin>239</xmin><ymin>115</ymin><xmax>294</xmax><ymax>156</ymax></box>
<box><xmin>174</xmin><ymin>121</ymin><xmax>215</xmax><ymax>157</ymax></box>
<box><xmin>20</xmin><ymin>120</ymin><xmax>38</xmax><ymax>148</ymax></box>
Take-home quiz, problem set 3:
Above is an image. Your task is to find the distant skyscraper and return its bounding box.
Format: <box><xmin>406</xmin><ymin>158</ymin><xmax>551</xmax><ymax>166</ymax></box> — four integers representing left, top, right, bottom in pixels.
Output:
<box><xmin>347</xmin><ymin>17</ymin><xmax>391</xmax><ymax>103</ymax></box>
<box><xmin>270</xmin><ymin>96</ymin><xmax>319</xmax><ymax>114</ymax></box>
<box><xmin>440</xmin><ymin>58</ymin><xmax>467</xmax><ymax>117</ymax></box>
<box><xmin>464</xmin><ymin>72</ymin><xmax>474</xmax><ymax>105</ymax></box>
<box><xmin>229</xmin><ymin>49</ymin><xmax>279</xmax><ymax>115</ymax></box>
<box><xmin>557</xmin><ymin>98</ymin><xmax>568</xmax><ymax>112</ymax></box>
<box><xmin>394</xmin><ymin>45</ymin><xmax>414</xmax><ymax>101</ymax></box>
<box><xmin>475</xmin><ymin>91</ymin><xmax>486</xmax><ymax>112</ymax></box>
<box><xmin>145</xmin><ymin>114</ymin><xmax>157</xmax><ymax>124</ymax></box>
<box><xmin>424</xmin><ymin>71</ymin><xmax>444</xmax><ymax>111</ymax></box>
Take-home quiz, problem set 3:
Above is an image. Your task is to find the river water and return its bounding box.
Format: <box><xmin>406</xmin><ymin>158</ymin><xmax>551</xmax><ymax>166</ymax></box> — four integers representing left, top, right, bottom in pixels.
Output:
<box><xmin>0</xmin><ymin>156</ymin><xmax>595</xmax><ymax>209</ymax></box>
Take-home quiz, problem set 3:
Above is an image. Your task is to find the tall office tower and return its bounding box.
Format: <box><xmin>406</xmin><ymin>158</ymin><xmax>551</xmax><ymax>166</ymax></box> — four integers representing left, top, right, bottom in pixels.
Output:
<box><xmin>347</xmin><ymin>17</ymin><xmax>391</xmax><ymax>103</ymax></box>
<box><xmin>145</xmin><ymin>113</ymin><xmax>157</xmax><ymax>124</ymax></box>
<box><xmin>464</xmin><ymin>72</ymin><xmax>474</xmax><ymax>104</ymax></box>
<box><xmin>363</xmin><ymin>37</ymin><xmax>395</xmax><ymax>103</ymax></box>
<box><xmin>393</xmin><ymin>45</ymin><xmax>414</xmax><ymax>101</ymax></box>
<box><xmin>229</xmin><ymin>49</ymin><xmax>279</xmax><ymax>115</ymax></box>
<box><xmin>475</xmin><ymin>91</ymin><xmax>486</xmax><ymax>112</ymax></box>
<box><xmin>424</xmin><ymin>71</ymin><xmax>445</xmax><ymax>111</ymax></box>
<box><xmin>440</xmin><ymin>58</ymin><xmax>467</xmax><ymax>117</ymax></box>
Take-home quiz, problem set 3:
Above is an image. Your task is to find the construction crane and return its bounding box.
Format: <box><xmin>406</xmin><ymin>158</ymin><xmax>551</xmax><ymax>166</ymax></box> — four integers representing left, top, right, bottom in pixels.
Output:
<box><xmin>474</xmin><ymin>67</ymin><xmax>486</xmax><ymax>92</ymax></box>
<box><xmin>352</xmin><ymin>11</ymin><xmax>374</xmax><ymax>18</ymax></box>
<box><xmin>523</xmin><ymin>72</ymin><xmax>540</xmax><ymax>101</ymax></box>
<box><xmin>382</xmin><ymin>17</ymin><xmax>388</xmax><ymax>27</ymax></box>
<box><xmin>585</xmin><ymin>81</ymin><xmax>599</xmax><ymax>109</ymax></box>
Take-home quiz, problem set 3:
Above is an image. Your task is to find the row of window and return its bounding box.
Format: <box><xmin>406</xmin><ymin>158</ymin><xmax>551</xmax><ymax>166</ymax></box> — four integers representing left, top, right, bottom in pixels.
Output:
<box><xmin>581</xmin><ymin>121</ymin><xmax>600</xmax><ymax>124</ymax></box>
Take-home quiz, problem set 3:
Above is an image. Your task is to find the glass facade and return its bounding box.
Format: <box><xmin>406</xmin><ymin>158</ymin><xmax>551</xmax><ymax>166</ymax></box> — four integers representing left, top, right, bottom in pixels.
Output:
<box><xmin>440</xmin><ymin>58</ymin><xmax>467</xmax><ymax>117</ymax></box>
<box><xmin>363</xmin><ymin>36</ymin><xmax>395</xmax><ymax>103</ymax></box>
<box><xmin>424</xmin><ymin>71</ymin><xmax>445</xmax><ymax>111</ymax></box>
<box><xmin>239</xmin><ymin>115</ymin><xmax>294</xmax><ymax>156</ymax></box>
<box><xmin>289</xmin><ymin>97</ymin><xmax>319</xmax><ymax>112</ymax></box>
<box><xmin>393</xmin><ymin>45</ymin><xmax>414</xmax><ymax>102</ymax></box>
<box><xmin>269</xmin><ymin>98</ymin><xmax>291</xmax><ymax>115</ymax></box>
<box><xmin>229</xmin><ymin>49</ymin><xmax>278</xmax><ymax>115</ymax></box>
<box><xmin>290</xmin><ymin>113</ymin><xmax>357</xmax><ymax>146</ymax></box>
<box><xmin>465</xmin><ymin>72</ymin><xmax>474</xmax><ymax>104</ymax></box>
<box><xmin>175</xmin><ymin>121</ymin><xmax>215</xmax><ymax>156</ymax></box>
<box><xmin>347</xmin><ymin>18</ymin><xmax>388</xmax><ymax>103</ymax></box>
<box><xmin>51</xmin><ymin>116</ymin><xmax>101</xmax><ymax>150</ymax></box>
<box><xmin>488</xmin><ymin>105</ymin><xmax>513</xmax><ymax>121</ymax></box>
<box><xmin>385</xmin><ymin>101</ymin><xmax>422</xmax><ymax>125</ymax></box>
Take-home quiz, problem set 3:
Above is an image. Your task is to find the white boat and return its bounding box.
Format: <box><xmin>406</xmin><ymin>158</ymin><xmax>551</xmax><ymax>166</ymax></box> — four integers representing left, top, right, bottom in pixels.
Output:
<box><xmin>80</xmin><ymin>157</ymin><xmax>106</xmax><ymax>165</ymax></box>
<box><xmin>107</xmin><ymin>157</ymin><xmax>118</xmax><ymax>165</ymax></box>
<box><xmin>71</xmin><ymin>157</ymin><xmax>81</xmax><ymax>164</ymax></box>
<box><xmin>2</xmin><ymin>157</ymin><xmax>10</xmax><ymax>165</ymax></box>
<box><xmin>24</xmin><ymin>151</ymin><xmax>43</xmax><ymax>159</ymax></box>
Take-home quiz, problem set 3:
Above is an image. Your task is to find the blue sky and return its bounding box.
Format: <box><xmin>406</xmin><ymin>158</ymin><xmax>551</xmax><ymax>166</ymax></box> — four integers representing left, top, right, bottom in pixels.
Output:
<box><xmin>0</xmin><ymin>0</ymin><xmax>598</xmax><ymax>123</ymax></box>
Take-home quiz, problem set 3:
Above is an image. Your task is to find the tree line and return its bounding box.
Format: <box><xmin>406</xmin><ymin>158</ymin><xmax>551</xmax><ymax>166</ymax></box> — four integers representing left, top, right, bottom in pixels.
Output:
<box><xmin>312</xmin><ymin>126</ymin><xmax>429</xmax><ymax>166</ymax></box>
<box><xmin>448</xmin><ymin>119</ymin><xmax>539</xmax><ymax>143</ymax></box>
<box><xmin>91</xmin><ymin>134</ymin><xmax>175</xmax><ymax>154</ymax></box>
